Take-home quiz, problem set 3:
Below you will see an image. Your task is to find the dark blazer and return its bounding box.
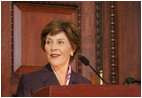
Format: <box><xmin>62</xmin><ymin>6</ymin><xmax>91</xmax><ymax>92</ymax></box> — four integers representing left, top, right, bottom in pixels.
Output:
<box><xmin>16</xmin><ymin>64</ymin><xmax>91</xmax><ymax>97</ymax></box>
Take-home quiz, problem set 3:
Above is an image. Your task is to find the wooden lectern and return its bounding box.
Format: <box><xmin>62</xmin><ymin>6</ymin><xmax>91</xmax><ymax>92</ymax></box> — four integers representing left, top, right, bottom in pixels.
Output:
<box><xmin>32</xmin><ymin>84</ymin><xmax>141</xmax><ymax>97</ymax></box>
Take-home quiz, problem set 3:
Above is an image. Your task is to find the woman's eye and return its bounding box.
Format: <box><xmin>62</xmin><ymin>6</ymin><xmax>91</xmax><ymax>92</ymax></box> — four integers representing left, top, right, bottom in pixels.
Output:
<box><xmin>46</xmin><ymin>40</ymin><xmax>51</xmax><ymax>44</ymax></box>
<box><xmin>59</xmin><ymin>41</ymin><xmax>64</xmax><ymax>44</ymax></box>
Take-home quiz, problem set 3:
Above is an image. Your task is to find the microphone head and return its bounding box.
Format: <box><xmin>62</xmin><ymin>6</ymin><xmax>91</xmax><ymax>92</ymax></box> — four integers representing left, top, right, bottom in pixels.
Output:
<box><xmin>79</xmin><ymin>56</ymin><xmax>90</xmax><ymax>66</ymax></box>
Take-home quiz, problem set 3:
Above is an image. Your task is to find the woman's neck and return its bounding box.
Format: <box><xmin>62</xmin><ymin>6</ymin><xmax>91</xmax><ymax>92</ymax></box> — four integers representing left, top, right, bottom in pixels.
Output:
<box><xmin>52</xmin><ymin>64</ymin><xmax>69</xmax><ymax>85</ymax></box>
<box><xmin>52</xmin><ymin>64</ymin><xmax>68</xmax><ymax>74</ymax></box>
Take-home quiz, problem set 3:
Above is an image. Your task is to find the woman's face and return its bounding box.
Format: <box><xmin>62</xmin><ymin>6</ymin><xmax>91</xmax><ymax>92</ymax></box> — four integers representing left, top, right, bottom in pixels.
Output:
<box><xmin>44</xmin><ymin>31</ymin><xmax>74</xmax><ymax>67</ymax></box>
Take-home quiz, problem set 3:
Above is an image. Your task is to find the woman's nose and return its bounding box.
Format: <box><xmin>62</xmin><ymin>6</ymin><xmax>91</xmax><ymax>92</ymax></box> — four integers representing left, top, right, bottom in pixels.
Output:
<box><xmin>51</xmin><ymin>43</ymin><xmax>58</xmax><ymax>51</ymax></box>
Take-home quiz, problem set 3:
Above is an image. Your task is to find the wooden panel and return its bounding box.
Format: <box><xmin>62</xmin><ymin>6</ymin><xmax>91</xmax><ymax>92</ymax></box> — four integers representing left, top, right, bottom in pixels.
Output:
<box><xmin>33</xmin><ymin>84</ymin><xmax>141</xmax><ymax>97</ymax></box>
<box><xmin>81</xmin><ymin>1</ymin><xmax>96</xmax><ymax>81</ymax></box>
<box><xmin>15</xmin><ymin>66</ymin><xmax>43</xmax><ymax>74</ymax></box>
<box><xmin>1</xmin><ymin>1</ymin><xmax>12</xmax><ymax>96</ymax></box>
<box><xmin>13</xmin><ymin>4</ymin><xmax>77</xmax><ymax>74</ymax></box>
<box><xmin>10</xmin><ymin>2</ymin><xmax>81</xmax><ymax>96</ymax></box>
<box><xmin>101</xmin><ymin>1</ymin><xmax>111</xmax><ymax>84</ymax></box>
<box><xmin>1</xmin><ymin>1</ymin><xmax>141</xmax><ymax>97</ymax></box>
<box><xmin>117</xmin><ymin>1</ymin><xmax>141</xmax><ymax>84</ymax></box>
<box><xmin>109</xmin><ymin>1</ymin><xmax>119</xmax><ymax>84</ymax></box>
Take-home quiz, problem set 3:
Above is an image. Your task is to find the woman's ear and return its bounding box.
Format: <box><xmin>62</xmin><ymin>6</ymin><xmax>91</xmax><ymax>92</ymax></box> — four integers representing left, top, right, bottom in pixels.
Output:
<box><xmin>70</xmin><ymin>44</ymin><xmax>76</xmax><ymax>56</ymax></box>
<box><xmin>70</xmin><ymin>51</ymin><xmax>74</xmax><ymax>56</ymax></box>
<box><xmin>70</xmin><ymin>47</ymin><xmax>75</xmax><ymax>56</ymax></box>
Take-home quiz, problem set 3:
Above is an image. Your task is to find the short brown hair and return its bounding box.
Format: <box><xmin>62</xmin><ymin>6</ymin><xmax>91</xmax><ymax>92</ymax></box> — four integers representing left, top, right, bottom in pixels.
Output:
<box><xmin>41</xmin><ymin>20</ymin><xmax>81</xmax><ymax>63</ymax></box>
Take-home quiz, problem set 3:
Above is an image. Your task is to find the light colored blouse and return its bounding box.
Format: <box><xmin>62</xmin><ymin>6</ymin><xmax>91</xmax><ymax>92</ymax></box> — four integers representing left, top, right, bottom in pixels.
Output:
<box><xmin>51</xmin><ymin>65</ymin><xmax>71</xmax><ymax>85</ymax></box>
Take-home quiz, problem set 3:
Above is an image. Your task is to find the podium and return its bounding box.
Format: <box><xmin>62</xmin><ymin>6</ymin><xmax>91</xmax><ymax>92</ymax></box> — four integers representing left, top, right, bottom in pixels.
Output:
<box><xmin>32</xmin><ymin>84</ymin><xmax>141</xmax><ymax>97</ymax></box>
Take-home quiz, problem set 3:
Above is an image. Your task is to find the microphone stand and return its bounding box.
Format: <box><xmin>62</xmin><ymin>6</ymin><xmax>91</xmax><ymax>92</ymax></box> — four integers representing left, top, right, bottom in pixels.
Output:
<box><xmin>88</xmin><ymin>64</ymin><xmax>109</xmax><ymax>85</ymax></box>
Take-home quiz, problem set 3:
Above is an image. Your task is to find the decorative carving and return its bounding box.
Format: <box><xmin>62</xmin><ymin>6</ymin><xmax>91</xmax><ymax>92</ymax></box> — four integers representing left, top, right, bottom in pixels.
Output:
<box><xmin>76</xmin><ymin>4</ymin><xmax>82</xmax><ymax>75</ymax></box>
<box><xmin>11</xmin><ymin>3</ymin><xmax>14</xmax><ymax>74</ymax></box>
<box><xmin>95</xmin><ymin>1</ymin><xmax>103</xmax><ymax>72</ymax></box>
<box><xmin>110</xmin><ymin>1</ymin><xmax>118</xmax><ymax>84</ymax></box>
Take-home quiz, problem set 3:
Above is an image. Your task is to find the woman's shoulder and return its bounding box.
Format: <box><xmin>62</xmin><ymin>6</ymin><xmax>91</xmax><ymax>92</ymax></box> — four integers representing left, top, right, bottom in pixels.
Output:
<box><xmin>22</xmin><ymin>69</ymin><xmax>42</xmax><ymax>79</ymax></box>
<box><xmin>21</xmin><ymin>64</ymin><xmax>50</xmax><ymax>80</ymax></box>
<box><xmin>71</xmin><ymin>71</ymin><xmax>91</xmax><ymax>84</ymax></box>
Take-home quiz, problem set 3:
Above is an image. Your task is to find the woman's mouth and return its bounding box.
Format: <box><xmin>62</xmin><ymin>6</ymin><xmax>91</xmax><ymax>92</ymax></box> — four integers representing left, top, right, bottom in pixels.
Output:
<box><xmin>50</xmin><ymin>54</ymin><xmax>61</xmax><ymax>58</ymax></box>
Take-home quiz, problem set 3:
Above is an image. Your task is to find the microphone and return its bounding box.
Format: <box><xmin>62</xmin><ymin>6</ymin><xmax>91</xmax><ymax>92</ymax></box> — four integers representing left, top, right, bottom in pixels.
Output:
<box><xmin>79</xmin><ymin>55</ymin><xmax>109</xmax><ymax>85</ymax></box>
<box><xmin>122</xmin><ymin>77</ymin><xmax>141</xmax><ymax>85</ymax></box>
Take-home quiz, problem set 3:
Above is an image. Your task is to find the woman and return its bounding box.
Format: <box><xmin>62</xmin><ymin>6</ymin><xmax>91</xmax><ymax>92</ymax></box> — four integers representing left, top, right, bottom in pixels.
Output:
<box><xmin>16</xmin><ymin>20</ymin><xmax>91</xmax><ymax>97</ymax></box>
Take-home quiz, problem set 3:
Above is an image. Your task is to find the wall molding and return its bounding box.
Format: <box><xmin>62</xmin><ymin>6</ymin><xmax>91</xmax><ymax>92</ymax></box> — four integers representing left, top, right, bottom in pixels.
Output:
<box><xmin>11</xmin><ymin>1</ymin><xmax>82</xmax><ymax>77</ymax></box>
<box><xmin>110</xmin><ymin>1</ymin><xmax>118</xmax><ymax>84</ymax></box>
<box><xmin>95</xmin><ymin>1</ymin><xmax>103</xmax><ymax>73</ymax></box>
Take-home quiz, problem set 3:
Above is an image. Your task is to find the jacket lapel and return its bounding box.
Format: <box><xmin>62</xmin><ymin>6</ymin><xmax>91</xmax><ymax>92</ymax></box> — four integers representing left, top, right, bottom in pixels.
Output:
<box><xmin>41</xmin><ymin>64</ymin><xmax>60</xmax><ymax>87</ymax></box>
<box><xmin>69</xmin><ymin>71</ymin><xmax>78</xmax><ymax>84</ymax></box>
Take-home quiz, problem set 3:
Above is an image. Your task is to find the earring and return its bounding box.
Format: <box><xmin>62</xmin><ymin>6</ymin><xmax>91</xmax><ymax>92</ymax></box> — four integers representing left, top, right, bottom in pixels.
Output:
<box><xmin>71</xmin><ymin>52</ymin><xmax>73</xmax><ymax>56</ymax></box>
